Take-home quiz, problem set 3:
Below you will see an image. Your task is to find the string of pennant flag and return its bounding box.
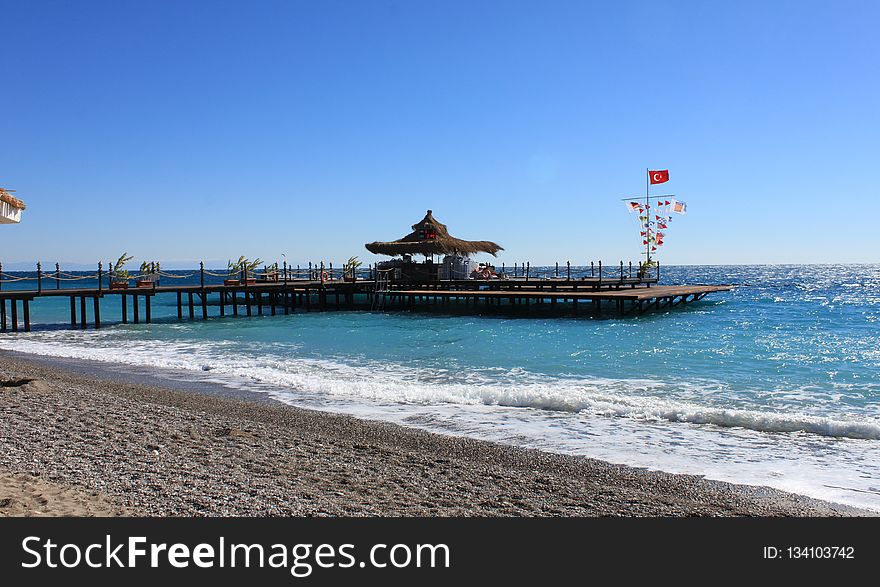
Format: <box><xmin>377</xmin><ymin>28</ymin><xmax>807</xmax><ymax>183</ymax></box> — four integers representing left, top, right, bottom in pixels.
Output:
<box><xmin>626</xmin><ymin>198</ymin><xmax>687</xmax><ymax>252</ymax></box>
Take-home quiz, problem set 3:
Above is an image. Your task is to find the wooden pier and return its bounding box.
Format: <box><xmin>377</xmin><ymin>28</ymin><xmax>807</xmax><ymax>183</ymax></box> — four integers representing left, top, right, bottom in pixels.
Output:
<box><xmin>0</xmin><ymin>267</ymin><xmax>732</xmax><ymax>332</ymax></box>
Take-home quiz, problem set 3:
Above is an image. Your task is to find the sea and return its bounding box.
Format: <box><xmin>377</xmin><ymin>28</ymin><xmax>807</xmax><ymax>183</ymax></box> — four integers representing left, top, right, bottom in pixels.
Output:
<box><xmin>1</xmin><ymin>264</ymin><xmax>879</xmax><ymax>510</ymax></box>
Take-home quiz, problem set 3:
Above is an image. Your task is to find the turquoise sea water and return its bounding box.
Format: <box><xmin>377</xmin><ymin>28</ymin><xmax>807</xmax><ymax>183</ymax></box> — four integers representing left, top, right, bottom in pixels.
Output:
<box><xmin>2</xmin><ymin>264</ymin><xmax>879</xmax><ymax>509</ymax></box>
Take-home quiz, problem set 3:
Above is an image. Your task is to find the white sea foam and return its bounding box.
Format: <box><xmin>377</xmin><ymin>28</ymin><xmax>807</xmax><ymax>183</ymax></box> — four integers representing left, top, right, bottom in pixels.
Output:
<box><xmin>4</xmin><ymin>334</ymin><xmax>879</xmax><ymax>441</ymax></box>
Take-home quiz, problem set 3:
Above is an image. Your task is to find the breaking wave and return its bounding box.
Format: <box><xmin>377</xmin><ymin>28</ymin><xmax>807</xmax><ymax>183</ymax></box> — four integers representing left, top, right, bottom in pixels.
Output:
<box><xmin>4</xmin><ymin>335</ymin><xmax>878</xmax><ymax>441</ymax></box>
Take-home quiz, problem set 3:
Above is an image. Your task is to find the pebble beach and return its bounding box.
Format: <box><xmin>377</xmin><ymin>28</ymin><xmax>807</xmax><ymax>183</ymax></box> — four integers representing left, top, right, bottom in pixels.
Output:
<box><xmin>0</xmin><ymin>351</ymin><xmax>865</xmax><ymax>517</ymax></box>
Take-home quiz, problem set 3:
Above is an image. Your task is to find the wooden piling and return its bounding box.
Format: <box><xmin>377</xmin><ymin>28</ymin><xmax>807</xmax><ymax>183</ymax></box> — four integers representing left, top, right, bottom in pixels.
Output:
<box><xmin>133</xmin><ymin>294</ymin><xmax>139</xmax><ymax>324</ymax></box>
<box><xmin>188</xmin><ymin>292</ymin><xmax>194</xmax><ymax>319</ymax></box>
<box><xmin>145</xmin><ymin>295</ymin><xmax>152</xmax><ymax>323</ymax></box>
<box><xmin>0</xmin><ymin>299</ymin><xmax>6</xmax><ymax>332</ymax></box>
<box><xmin>11</xmin><ymin>300</ymin><xmax>18</xmax><ymax>332</ymax></box>
<box><xmin>80</xmin><ymin>296</ymin><xmax>87</xmax><ymax>330</ymax></box>
<box><xmin>94</xmin><ymin>296</ymin><xmax>101</xmax><ymax>328</ymax></box>
<box><xmin>177</xmin><ymin>291</ymin><xmax>183</xmax><ymax>320</ymax></box>
<box><xmin>23</xmin><ymin>300</ymin><xmax>30</xmax><ymax>331</ymax></box>
<box><xmin>70</xmin><ymin>296</ymin><xmax>77</xmax><ymax>327</ymax></box>
<box><xmin>122</xmin><ymin>294</ymin><xmax>128</xmax><ymax>323</ymax></box>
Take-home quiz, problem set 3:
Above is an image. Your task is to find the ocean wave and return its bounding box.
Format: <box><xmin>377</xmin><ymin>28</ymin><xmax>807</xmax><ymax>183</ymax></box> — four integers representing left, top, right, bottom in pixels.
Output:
<box><xmin>3</xmin><ymin>335</ymin><xmax>879</xmax><ymax>441</ymax></box>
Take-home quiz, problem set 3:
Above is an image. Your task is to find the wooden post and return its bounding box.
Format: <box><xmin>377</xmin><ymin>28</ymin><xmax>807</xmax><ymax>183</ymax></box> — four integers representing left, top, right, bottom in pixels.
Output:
<box><xmin>283</xmin><ymin>261</ymin><xmax>287</xmax><ymax>285</ymax></box>
<box><xmin>56</xmin><ymin>263</ymin><xmax>61</xmax><ymax>289</ymax></box>
<box><xmin>526</xmin><ymin>262</ymin><xmax>530</xmax><ymax>281</ymax></box>
<box><xmin>80</xmin><ymin>296</ymin><xmax>87</xmax><ymax>329</ymax></box>
<box><xmin>145</xmin><ymin>295</ymin><xmax>151</xmax><ymax>323</ymax></box>
<box><xmin>0</xmin><ymin>299</ymin><xmax>6</xmax><ymax>332</ymax></box>
<box><xmin>257</xmin><ymin>291</ymin><xmax>263</xmax><ymax>315</ymax></box>
<box><xmin>23</xmin><ymin>299</ymin><xmax>30</xmax><ymax>332</ymax></box>
<box><xmin>591</xmin><ymin>261</ymin><xmax>594</xmax><ymax>278</ymax></box>
<box><xmin>188</xmin><ymin>292</ymin><xmax>194</xmax><ymax>319</ymax></box>
<box><xmin>246</xmin><ymin>292</ymin><xmax>252</xmax><ymax>316</ymax></box>
<box><xmin>11</xmin><ymin>299</ymin><xmax>18</xmax><ymax>332</ymax></box>
<box><xmin>98</xmin><ymin>262</ymin><xmax>103</xmax><ymax>294</ymax></box>
<box><xmin>94</xmin><ymin>296</ymin><xmax>101</xmax><ymax>328</ymax></box>
<box><xmin>555</xmin><ymin>262</ymin><xmax>558</xmax><ymax>277</ymax></box>
<box><xmin>220</xmin><ymin>291</ymin><xmax>225</xmax><ymax>316</ymax></box>
<box><xmin>37</xmin><ymin>262</ymin><xmax>42</xmax><ymax>293</ymax></box>
<box><xmin>232</xmin><ymin>291</ymin><xmax>238</xmax><ymax>316</ymax></box>
<box><xmin>122</xmin><ymin>294</ymin><xmax>128</xmax><ymax>323</ymax></box>
<box><xmin>177</xmin><ymin>291</ymin><xmax>183</xmax><ymax>319</ymax></box>
<box><xmin>567</xmin><ymin>261</ymin><xmax>570</xmax><ymax>281</ymax></box>
<box><xmin>199</xmin><ymin>262</ymin><xmax>207</xmax><ymax>317</ymax></box>
<box><xmin>70</xmin><ymin>296</ymin><xmax>77</xmax><ymax>327</ymax></box>
<box><xmin>133</xmin><ymin>294</ymin><xmax>139</xmax><ymax>324</ymax></box>
<box><xmin>0</xmin><ymin>262</ymin><xmax>3</xmax><ymax>292</ymax></box>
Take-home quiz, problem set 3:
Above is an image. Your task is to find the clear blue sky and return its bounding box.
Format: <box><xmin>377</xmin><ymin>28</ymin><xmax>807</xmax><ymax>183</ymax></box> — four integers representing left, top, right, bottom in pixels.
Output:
<box><xmin>1</xmin><ymin>0</ymin><xmax>877</xmax><ymax>268</ymax></box>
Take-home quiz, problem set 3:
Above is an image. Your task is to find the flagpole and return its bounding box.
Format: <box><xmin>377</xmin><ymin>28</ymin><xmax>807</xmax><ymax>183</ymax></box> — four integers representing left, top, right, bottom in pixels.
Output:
<box><xmin>645</xmin><ymin>168</ymin><xmax>650</xmax><ymax>266</ymax></box>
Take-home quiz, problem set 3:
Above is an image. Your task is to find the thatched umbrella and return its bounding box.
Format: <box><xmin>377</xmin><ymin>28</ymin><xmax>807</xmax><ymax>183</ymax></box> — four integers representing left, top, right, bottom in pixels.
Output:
<box><xmin>365</xmin><ymin>210</ymin><xmax>503</xmax><ymax>257</ymax></box>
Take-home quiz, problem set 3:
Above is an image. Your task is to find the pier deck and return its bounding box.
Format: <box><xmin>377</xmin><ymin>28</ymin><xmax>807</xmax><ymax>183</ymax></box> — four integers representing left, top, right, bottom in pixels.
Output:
<box><xmin>0</xmin><ymin>276</ymin><xmax>732</xmax><ymax>333</ymax></box>
<box><xmin>392</xmin><ymin>284</ymin><xmax>731</xmax><ymax>301</ymax></box>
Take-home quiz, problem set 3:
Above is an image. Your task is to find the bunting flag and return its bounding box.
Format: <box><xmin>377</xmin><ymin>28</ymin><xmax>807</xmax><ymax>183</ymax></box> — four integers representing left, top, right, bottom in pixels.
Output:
<box><xmin>625</xmin><ymin>197</ymin><xmax>688</xmax><ymax>255</ymax></box>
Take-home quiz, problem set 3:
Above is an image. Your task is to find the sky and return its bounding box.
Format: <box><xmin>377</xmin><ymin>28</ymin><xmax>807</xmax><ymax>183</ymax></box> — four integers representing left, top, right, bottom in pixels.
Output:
<box><xmin>1</xmin><ymin>0</ymin><xmax>878</xmax><ymax>268</ymax></box>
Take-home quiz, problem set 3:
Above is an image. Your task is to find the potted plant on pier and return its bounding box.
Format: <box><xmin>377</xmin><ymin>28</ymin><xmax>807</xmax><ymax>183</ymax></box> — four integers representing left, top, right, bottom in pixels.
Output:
<box><xmin>137</xmin><ymin>260</ymin><xmax>157</xmax><ymax>288</ymax></box>
<box><xmin>226</xmin><ymin>256</ymin><xmax>262</xmax><ymax>285</ymax></box>
<box><xmin>638</xmin><ymin>260</ymin><xmax>658</xmax><ymax>279</ymax></box>
<box><xmin>110</xmin><ymin>253</ymin><xmax>133</xmax><ymax>289</ymax></box>
<box><xmin>343</xmin><ymin>256</ymin><xmax>362</xmax><ymax>282</ymax></box>
<box><xmin>224</xmin><ymin>258</ymin><xmax>240</xmax><ymax>286</ymax></box>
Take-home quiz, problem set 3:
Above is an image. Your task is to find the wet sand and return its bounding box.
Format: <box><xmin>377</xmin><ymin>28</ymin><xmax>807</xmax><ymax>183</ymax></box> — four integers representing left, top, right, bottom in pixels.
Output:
<box><xmin>0</xmin><ymin>351</ymin><xmax>867</xmax><ymax>516</ymax></box>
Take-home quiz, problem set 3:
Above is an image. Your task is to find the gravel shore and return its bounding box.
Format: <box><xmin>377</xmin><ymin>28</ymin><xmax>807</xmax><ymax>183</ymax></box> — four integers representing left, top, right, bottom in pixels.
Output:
<box><xmin>0</xmin><ymin>351</ymin><xmax>866</xmax><ymax>517</ymax></box>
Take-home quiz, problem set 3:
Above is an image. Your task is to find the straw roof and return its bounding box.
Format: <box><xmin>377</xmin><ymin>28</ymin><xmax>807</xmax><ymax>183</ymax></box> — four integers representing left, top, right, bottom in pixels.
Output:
<box><xmin>365</xmin><ymin>210</ymin><xmax>503</xmax><ymax>257</ymax></box>
<box><xmin>0</xmin><ymin>188</ymin><xmax>25</xmax><ymax>210</ymax></box>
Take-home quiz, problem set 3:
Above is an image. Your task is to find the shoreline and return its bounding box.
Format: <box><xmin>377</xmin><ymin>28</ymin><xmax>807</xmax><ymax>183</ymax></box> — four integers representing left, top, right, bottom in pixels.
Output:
<box><xmin>1</xmin><ymin>350</ymin><xmax>870</xmax><ymax>516</ymax></box>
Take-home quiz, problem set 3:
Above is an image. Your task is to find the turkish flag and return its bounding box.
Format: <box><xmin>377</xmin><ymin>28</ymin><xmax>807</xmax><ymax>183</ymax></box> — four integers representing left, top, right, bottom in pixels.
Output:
<box><xmin>649</xmin><ymin>169</ymin><xmax>669</xmax><ymax>184</ymax></box>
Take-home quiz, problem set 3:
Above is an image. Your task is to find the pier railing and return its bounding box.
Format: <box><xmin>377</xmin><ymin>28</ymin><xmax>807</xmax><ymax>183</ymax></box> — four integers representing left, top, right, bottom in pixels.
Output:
<box><xmin>0</xmin><ymin>259</ymin><xmax>659</xmax><ymax>292</ymax></box>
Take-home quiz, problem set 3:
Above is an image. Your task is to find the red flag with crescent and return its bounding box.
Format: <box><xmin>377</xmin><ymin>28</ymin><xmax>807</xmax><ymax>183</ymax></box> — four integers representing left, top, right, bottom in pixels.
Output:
<box><xmin>649</xmin><ymin>169</ymin><xmax>669</xmax><ymax>184</ymax></box>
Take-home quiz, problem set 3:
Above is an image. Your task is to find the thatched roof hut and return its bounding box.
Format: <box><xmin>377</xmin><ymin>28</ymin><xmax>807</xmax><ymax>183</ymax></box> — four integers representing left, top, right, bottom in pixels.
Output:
<box><xmin>365</xmin><ymin>210</ymin><xmax>503</xmax><ymax>257</ymax></box>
